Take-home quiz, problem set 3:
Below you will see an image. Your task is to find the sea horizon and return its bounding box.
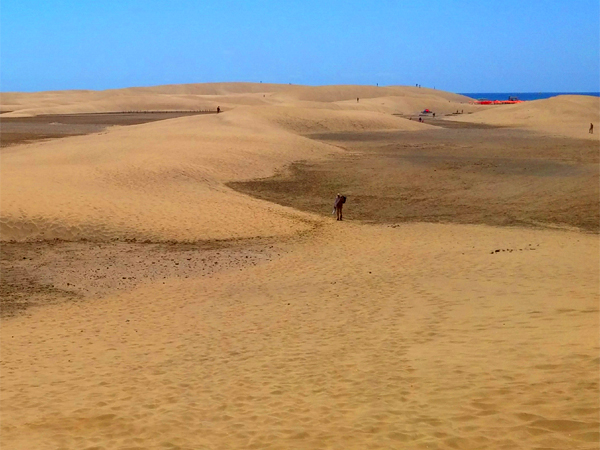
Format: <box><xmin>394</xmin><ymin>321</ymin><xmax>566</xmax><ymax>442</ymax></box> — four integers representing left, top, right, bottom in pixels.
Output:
<box><xmin>460</xmin><ymin>92</ymin><xmax>600</xmax><ymax>101</ymax></box>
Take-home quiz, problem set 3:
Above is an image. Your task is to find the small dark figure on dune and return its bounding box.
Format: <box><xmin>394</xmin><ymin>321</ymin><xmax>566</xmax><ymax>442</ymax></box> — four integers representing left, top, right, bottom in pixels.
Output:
<box><xmin>590</xmin><ymin>123</ymin><xmax>594</xmax><ymax>134</ymax></box>
<box><xmin>217</xmin><ymin>106</ymin><xmax>221</xmax><ymax>113</ymax></box>
<box><xmin>333</xmin><ymin>193</ymin><xmax>346</xmax><ymax>221</ymax></box>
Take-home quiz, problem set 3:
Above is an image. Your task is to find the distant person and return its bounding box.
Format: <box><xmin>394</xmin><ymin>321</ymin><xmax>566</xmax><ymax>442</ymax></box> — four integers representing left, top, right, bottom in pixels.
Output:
<box><xmin>433</xmin><ymin>112</ymin><xmax>435</xmax><ymax>118</ymax></box>
<box><xmin>590</xmin><ymin>123</ymin><xmax>594</xmax><ymax>134</ymax></box>
<box><xmin>333</xmin><ymin>193</ymin><xmax>346</xmax><ymax>221</ymax></box>
<box><xmin>357</xmin><ymin>97</ymin><xmax>359</xmax><ymax>103</ymax></box>
<box><xmin>418</xmin><ymin>117</ymin><xmax>422</xmax><ymax>122</ymax></box>
<box><xmin>217</xmin><ymin>106</ymin><xmax>221</xmax><ymax>114</ymax></box>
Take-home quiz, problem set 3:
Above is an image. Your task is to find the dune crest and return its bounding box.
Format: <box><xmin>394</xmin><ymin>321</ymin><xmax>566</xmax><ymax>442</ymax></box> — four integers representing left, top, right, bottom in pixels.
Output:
<box><xmin>3</xmin><ymin>83</ymin><xmax>474</xmax><ymax>242</ymax></box>
<box><xmin>0</xmin><ymin>105</ymin><xmax>431</xmax><ymax>242</ymax></box>
<box><xmin>2</xmin><ymin>85</ymin><xmax>597</xmax><ymax>242</ymax></box>
<box><xmin>226</xmin><ymin>105</ymin><xmax>434</xmax><ymax>133</ymax></box>
<box><xmin>0</xmin><ymin>110</ymin><xmax>338</xmax><ymax>242</ymax></box>
<box><xmin>2</xmin><ymin>82</ymin><xmax>475</xmax><ymax>117</ymax></box>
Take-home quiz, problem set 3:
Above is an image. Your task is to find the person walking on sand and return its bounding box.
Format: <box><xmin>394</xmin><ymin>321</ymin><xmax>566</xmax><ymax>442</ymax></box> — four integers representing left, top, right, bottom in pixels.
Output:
<box><xmin>333</xmin><ymin>193</ymin><xmax>346</xmax><ymax>221</ymax></box>
<box><xmin>217</xmin><ymin>106</ymin><xmax>221</xmax><ymax>113</ymax></box>
<box><xmin>590</xmin><ymin>123</ymin><xmax>594</xmax><ymax>134</ymax></box>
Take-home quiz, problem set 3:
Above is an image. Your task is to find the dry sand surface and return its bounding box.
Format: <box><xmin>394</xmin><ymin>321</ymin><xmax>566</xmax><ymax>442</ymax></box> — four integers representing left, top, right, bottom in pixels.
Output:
<box><xmin>233</xmin><ymin>125</ymin><xmax>599</xmax><ymax>232</ymax></box>
<box><xmin>1</xmin><ymin>83</ymin><xmax>476</xmax><ymax>117</ymax></box>
<box><xmin>2</xmin><ymin>224</ymin><xmax>598</xmax><ymax>450</ymax></box>
<box><xmin>1</xmin><ymin>102</ymin><xmax>435</xmax><ymax>242</ymax></box>
<box><xmin>1</xmin><ymin>83</ymin><xmax>598</xmax><ymax>449</ymax></box>
<box><xmin>0</xmin><ymin>112</ymin><xmax>216</xmax><ymax>148</ymax></box>
<box><xmin>445</xmin><ymin>95</ymin><xmax>600</xmax><ymax>140</ymax></box>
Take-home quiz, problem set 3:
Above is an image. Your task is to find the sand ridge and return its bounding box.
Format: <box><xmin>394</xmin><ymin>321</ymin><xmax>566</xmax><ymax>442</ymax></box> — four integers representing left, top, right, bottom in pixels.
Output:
<box><xmin>226</xmin><ymin>105</ymin><xmax>436</xmax><ymax>133</ymax></box>
<box><xmin>1</xmin><ymin>82</ymin><xmax>475</xmax><ymax>117</ymax></box>
<box><xmin>5</xmin><ymin>83</ymin><xmax>595</xmax><ymax>140</ymax></box>
<box><xmin>0</xmin><ymin>111</ymin><xmax>333</xmax><ymax>241</ymax></box>
<box><xmin>1</xmin><ymin>97</ymin><xmax>445</xmax><ymax>242</ymax></box>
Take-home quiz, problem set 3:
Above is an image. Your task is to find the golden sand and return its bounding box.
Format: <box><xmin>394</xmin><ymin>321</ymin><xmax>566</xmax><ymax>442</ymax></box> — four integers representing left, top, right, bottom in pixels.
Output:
<box><xmin>446</xmin><ymin>95</ymin><xmax>600</xmax><ymax>140</ymax></box>
<box><xmin>1</xmin><ymin>83</ymin><xmax>598</xmax><ymax>449</ymax></box>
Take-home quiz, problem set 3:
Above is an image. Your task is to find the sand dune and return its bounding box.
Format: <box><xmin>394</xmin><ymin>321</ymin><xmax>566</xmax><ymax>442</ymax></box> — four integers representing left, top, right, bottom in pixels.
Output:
<box><xmin>1</xmin><ymin>223</ymin><xmax>597</xmax><ymax>449</ymax></box>
<box><xmin>271</xmin><ymin>84</ymin><xmax>470</xmax><ymax>103</ymax></box>
<box><xmin>1</xmin><ymin>83</ymin><xmax>598</xmax><ymax>449</ymax></box>
<box><xmin>0</xmin><ymin>111</ymin><xmax>335</xmax><ymax>241</ymax></box>
<box><xmin>228</xmin><ymin>105</ymin><xmax>434</xmax><ymax>134</ymax></box>
<box><xmin>1</xmin><ymin>86</ymin><xmax>449</xmax><ymax>242</ymax></box>
<box><xmin>446</xmin><ymin>95</ymin><xmax>600</xmax><ymax>139</ymax></box>
<box><xmin>1</xmin><ymin>92</ymin><xmax>263</xmax><ymax>117</ymax></box>
<box><xmin>1</xmin><ymin>105</ymin><xmax>429</xmax><ymax>242</ymax></box>
<box><xmin>1</xmin><ymin>82</ymin><xmax>286</xmax><ymax>116</ymax></box>
<box><xmin>2</xmin><ymin>95</ymin><xmax>217</xmax><ymax>117</ymax></box>
<box><xmin>332</xmin><ymin>95</ymin><xmax>483</xmax><ymax>115</ymax></box>
<box><xmin>2</xmin><ymin>82</ymin><xmax>475</xmax><ymax>117</ymax></box>
<box><xmin>258</xmin><ymin>84</ymin><xmax>478</xmax><ymax>115</ymax></box>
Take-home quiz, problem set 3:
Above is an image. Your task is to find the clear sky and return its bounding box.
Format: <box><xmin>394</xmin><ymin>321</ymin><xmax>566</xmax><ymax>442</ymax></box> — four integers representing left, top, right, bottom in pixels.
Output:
<box><xmin>1</xmin><ymin>0</ymin><xmax>599</xmax><ymax>93</ymax></box>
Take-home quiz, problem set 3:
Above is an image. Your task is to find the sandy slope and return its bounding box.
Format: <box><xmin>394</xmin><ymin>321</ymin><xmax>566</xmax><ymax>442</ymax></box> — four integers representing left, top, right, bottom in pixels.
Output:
<box><xmin>446</xmin><ymin>95</ymin><xmax>600</xmax><ymax>140</ymax></box>
<box><xmin>1</xmin><ymin>106</ymin><xmax>424</xmax><ymax>242</ymax></box>
<box><xmin>1</xmin><ymin>223</ymin><xmax>597</xmax><ymax>449</ymax></box>
<box><xmin>271</xmin><ymin>85</ymin><xmax>479</xmax><ymax>115</ymax></box>
<box><xmin>1</xmin><ymin>82</ymin><xmax>475</xmax><ymax>117</ymax></box>
<box><xmin>0</xmin><ymin>112</ymin><xmax>322</xmax><ymax>241</ymax></box>
<box><xmin>1</xmin><ymin>83</ymin><xmax>282</xmax><ymax>116</ymax></box>
<box><xmin>1</xmin><ymin>83</ymin><xmax>598</xmax><ymax>449</ymax></box>
<box><xmin>230</xmin><ymin>105</ymin><xmax>436</xmax><ymax>134</ymax></box>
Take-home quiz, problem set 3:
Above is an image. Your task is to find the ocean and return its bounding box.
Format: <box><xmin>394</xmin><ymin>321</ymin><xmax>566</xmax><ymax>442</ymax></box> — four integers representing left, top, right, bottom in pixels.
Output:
<box><xmin>460</xmin><ymin>92</ymin><xmax>600</xmax><ymax>101</ymax></box>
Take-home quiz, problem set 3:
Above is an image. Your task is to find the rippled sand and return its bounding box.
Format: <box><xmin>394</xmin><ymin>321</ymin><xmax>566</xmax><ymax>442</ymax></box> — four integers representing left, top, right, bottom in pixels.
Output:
<box><xmin>2</xmin><ymin>223</ymin><xmax>598</xmax><ymax>449</ymax></box>
<box><xmin>1</xmin><ymin>83</ymin><xmax>598</xmax><ymax>449</ymax></box>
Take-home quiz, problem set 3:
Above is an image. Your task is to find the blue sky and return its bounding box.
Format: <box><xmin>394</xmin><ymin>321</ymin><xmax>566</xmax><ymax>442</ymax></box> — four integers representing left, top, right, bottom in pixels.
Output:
<box><xmin>1</xmin><ymin>0</ymin><xmax>598</xmax><ymax>93</ymax></box>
